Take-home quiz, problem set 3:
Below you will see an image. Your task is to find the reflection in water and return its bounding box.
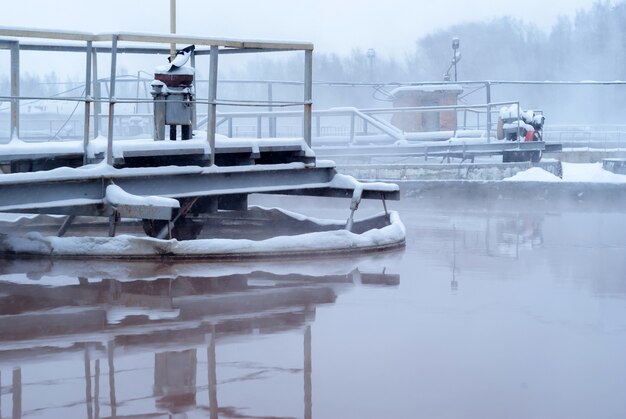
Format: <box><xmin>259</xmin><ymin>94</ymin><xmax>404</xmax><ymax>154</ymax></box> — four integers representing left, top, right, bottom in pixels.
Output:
<box><xmin>0</xmin><ymin>258</ymin><xmax>399</xmax><ymax>418</ymax></box>
<box><xmin>448</xmin><ymin>213</ymin><xmax>545</xmax><ymax>291</ymax></box>
<box><xmin>2</xmin><ymin>203</ymin><xmax>623</xmax><ymax>418</ymax></box>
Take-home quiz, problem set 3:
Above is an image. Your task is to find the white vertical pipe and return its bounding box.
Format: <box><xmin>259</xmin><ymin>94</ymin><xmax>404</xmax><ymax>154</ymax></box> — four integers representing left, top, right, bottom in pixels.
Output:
<box><xmin>10</xmin><ymin>42</ymin><xmax>19</xmax><ymax>140</ymax></box>
<box><xmin>83</xmin><ymin>41</ymin><xmax>92</xmax><ymax>165</ymax></box>
<box><xmin>92</xmin><ymin>50</ymin><xmax>100</xmax><ymax>138</ymax></box>
<box><xmin>207</xmin><ymin>45</ymin><xmax>219</xmax><ymax>166</ymax></box>
<box><xmin>106</xmin><ymin>35</ymin><xmax>118</xmax><ymax>166</ymax></box>
<box><xmin>303</xmin><ymin>50</ymin><xmax>313</xmax><ymax>147</ymax></box>
<box><xmin>170</xmin><ymin>0</ymin><xmax>177</xmax><ymax>59</ymax></box>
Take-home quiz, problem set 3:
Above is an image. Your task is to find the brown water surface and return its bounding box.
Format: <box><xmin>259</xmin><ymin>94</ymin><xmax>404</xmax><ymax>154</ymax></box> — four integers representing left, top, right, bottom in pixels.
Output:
<box><xmin>0</xmin><ymin>197</ymin><xmax>625</xmax><ymax>419</ymax></box>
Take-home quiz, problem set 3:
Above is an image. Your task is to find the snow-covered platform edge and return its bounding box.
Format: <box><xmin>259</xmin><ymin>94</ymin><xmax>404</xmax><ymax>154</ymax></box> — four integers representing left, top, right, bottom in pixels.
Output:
<box><xmin>0</xmin><ymin>211</ymin><xmax>406</xmax><ymax>259</ymax></box>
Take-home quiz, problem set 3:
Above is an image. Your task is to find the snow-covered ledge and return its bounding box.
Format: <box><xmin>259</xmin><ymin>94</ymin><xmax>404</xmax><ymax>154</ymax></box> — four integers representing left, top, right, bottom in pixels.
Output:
<box><xmin>0</xmin><ymin>211</ymin><xmax>405</xmax><ymax>259</ymax></box>
<box><xmin>104</xmin><ymin>184</ymin><xmax>180</xmax><ymax>220</ymax></box>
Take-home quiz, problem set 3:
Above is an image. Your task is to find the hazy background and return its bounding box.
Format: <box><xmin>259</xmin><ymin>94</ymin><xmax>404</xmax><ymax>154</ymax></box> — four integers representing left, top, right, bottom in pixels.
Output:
<box><xmin>0</xmin><ymin>0</ymin><xmax>600</xmax><ymax>57</ymax></box>
<box><xmin>2</xmin><ymin>0</ymin><xmax>625</xmax><ymax>126</ymax></box>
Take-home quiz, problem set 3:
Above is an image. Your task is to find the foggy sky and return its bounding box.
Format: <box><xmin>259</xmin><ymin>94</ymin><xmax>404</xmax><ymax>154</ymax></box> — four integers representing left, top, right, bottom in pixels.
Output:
<box><xmin>0</xmin><ymin>0</ymin><xmax>601</xmax><ymax>57</ymax></box>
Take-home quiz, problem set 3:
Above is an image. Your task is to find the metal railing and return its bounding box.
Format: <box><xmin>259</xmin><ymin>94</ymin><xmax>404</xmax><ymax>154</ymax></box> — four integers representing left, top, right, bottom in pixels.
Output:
<box><xmin>200</xmin><ymin>102</ymin><xmax>521</xmax><ymax>145</ymax></box>
<box><xmin>0</xmin><ymin>27</ymin><xmax>314</xmax><ymax>166</ymax></box>
<box><xmin>543</xmin><ymin>124</ymin><xmax>626</xmax><ymax>150</ymax></box>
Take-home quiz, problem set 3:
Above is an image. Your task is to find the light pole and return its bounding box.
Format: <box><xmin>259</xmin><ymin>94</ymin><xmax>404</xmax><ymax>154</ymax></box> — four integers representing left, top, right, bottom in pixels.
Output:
<box><xmin>451</xmin><ymin>37</ymin><xmax>460</xmax><ymax>82</ymax></box>
<box><xmin>366</xmin><ymin>48</ymin><xmax>376</xmax><ymax>82</ymax></box>
<box><xmin>443</xmin><ymin>37</ymin><xmax>461</xmax><ymax>82</ymax></box>
<box><xmin>170</xmin><ymin>0</ymin><xmax>177</xmax><ymax>60</ymax></box>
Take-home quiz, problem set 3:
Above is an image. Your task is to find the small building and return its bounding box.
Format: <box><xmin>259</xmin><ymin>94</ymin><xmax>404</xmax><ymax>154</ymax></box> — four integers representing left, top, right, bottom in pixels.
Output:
<box><xmin>390</xmin><ymin>84</ymin><xmax>463</xmax><ymax>132</ymax></box>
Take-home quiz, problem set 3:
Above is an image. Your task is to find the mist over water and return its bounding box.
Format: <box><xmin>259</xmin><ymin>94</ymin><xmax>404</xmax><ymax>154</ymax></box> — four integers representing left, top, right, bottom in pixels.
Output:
<box><xmin>0</xmin><ymin>1</ymin><xmax>625</xmax><ymax>417</ymax></box>
<box><xmin>0</xmin><ymin>196</ymin><xmax>625</xmax><ymax>418</ymax></box>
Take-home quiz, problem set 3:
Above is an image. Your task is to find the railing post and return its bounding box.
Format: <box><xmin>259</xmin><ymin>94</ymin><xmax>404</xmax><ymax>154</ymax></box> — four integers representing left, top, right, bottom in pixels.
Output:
<box><xmin>227</xmin><ymin>117</ymin><xmax>233</xmax><ymax>138</ymax></box>
<box><xmin>516</xmin><ymin>101</ymin><xmax>521</xmax><ymax>142</ymax></box>
<box><xmin>106</xmin><ymin>35</ymin><xmax>118</xmax><ymax>166</ymax></box>
<box><xmin>93</xmin><ymin>50</ymin><xmax>100</xmax><ymax>138</ymax></box>
<box><xmin>268</xmin><ymin>82</ymin><xmax>276</xmax><ymax>137</ymax></box>
<box><xmin>12</xmin><ymin>367</ymin><xmax>21</xmax><ymax>419</ymax></box>
<box><xmin>304</xmin><ymin>325</ymin><xmax>312</xmax><ymax>419</ymax></box>
<box><xmin>10</xmin><ymin>41</ymin><xmax>19</xmax><ymax>140</ymax></box>
<box><xmin>315</xmin><ymin>114</ymin><xmax>321</xmax><ymax>138</ymax></box>
<box><xmin>303</xmin><ymin>50</ymin><xmax>313</xmax><ymax>147</ymax></box>
<box><xmin>191</xmin><ymin>51</ymin><xmax>197</xmax><ymax>131</ymax></box>
<box><xmin>207</xmin><ymin>45</ymin><xmax>219</xmax><ymax>166</ymax></box>
<box><xmin>256</xmin><ymin>115</ymin><xmax>262</xmax><ymax>138</ymax></box>
<box><xmin>83</xmin><ymin>41</ymin><xmax>93</xmax><ymax>165</ymax></box>
<box><xmin>349</xmin><ymin>111</ymin><xmax>356</xmax><ymax>143</ymax></box>
<box><xmin>485</xmin><ymin>81</ymin><xmax>492</xmax><ymax>143</ymax></box>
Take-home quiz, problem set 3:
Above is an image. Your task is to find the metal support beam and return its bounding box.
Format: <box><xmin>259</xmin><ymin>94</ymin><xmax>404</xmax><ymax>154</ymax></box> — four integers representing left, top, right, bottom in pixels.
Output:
<box><xmin>208</xmin><ymin>325</ymin><xmax>218</xmax><ymax>419</ymax></box>
<box><xmin>304</xmin><ymin>325</ymin><xmax>312</xmax><ymax>419</ymax></box>
<box><xmin>57</xmin><ymin>215</ymin><xmax>76</xmax><ymax>237</ymax></box>
<box><xmin>94</xmin><ymin>359</ymin><xmax>100</xmax><ymax>419</ymax></box>
<box><xmin>268</xmin><ymin>82</ymin><xmax>276</xmax><ymax>137</ymax></box>
<box><xmin>10</xmin><ymin>41</ymin><xmax>19</xmax><ymax>140</ymax></box>
<box><xmin>93</xmin><ymin>50</ymin><xmax>100</xmax><ymax>138</ymax></box>
<box><xmin>349</xmin><ymin>112</ymin><xmax>356</xmax><ymax>143</ymax></box>
<box><xmin>106</xmin><ymin>36</ymin><xmax>118</xmax><ymax>165</ymax></box>
<box><xmin>83</xmin><ymin>41</ymin><xmax>93</xmax><ymax>165</ymax></box>
<box><xmin>12</xmin><ymin>368</ymin><xmax>21</xmax><ymax>419</ymax></box>
<box><xmin>485</xmin><ymin>81</ymin><xmax>492</xmax><ymax>143</ymax></box>
<box><xmin>0</xmin><ymin>164</ymin><xmax>400</xmax><ymax>216</ymax></box>
<box><xmin>191</xmin><ymin>51</ymin><xmax>197</xmax><ymax>130</ymax></box>
<box><xmin>84</xmin><ymin>347</ymin><xmax>94</xmax><ymax>419</ymax></box>
<box><xmin>303</xmin><ymin>50</ymin><xmax>313</xmax><ymax>147</ymax></box>
<box><xmin>170</xmin><ymin>0</ymin><xmax>177</xmax><ymax>59</ymax></box>
<box><xmin>108</xmin><ymin>211</ymin><xmax>119</xmax><ymax>237</ymax></box>
<box><xmin>107</xmin><ymin>340</ymin><xmax>117</xmax><ymax>418</ymax></box>
<box><xmin>207</xmin><ymin>45</ymin><xmax>219</xmax><ymax>166</ymax></box>
<box><xmin>315</xmin><ymin>114</ymin><xmax>321</xmax><ymax>138</ymax></box>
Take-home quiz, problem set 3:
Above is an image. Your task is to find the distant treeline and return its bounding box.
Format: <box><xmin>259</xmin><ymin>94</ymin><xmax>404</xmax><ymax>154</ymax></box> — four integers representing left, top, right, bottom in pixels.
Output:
<box><xmin>215</xmin><ymin>1</ymin><xmax>625</xmax><ymax>84</ymax></box>
<box><xmin>225</xmin><ymin>0</ymin><xmax>626</xmax><ymax>121</ymax></box>
<box><xmin>2</xmin><ymin>1</ymin><xmax>625</xmax><ymax>122</ymax></box>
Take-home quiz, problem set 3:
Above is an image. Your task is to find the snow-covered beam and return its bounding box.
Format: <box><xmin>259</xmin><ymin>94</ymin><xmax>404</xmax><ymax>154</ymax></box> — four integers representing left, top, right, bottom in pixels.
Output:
<box><xmin>0</xmin><ymin>164</ymin><xmax>399</xmax><ymax>217</ymax></box>
<box><xmin>0</xmin><ymin>27</ymin><xmax>314</xmax><ymax>51</ymax></box>
<box><xmin>104</xmin><ymin>184</ymin><xmax>179</xmax><ymax>221</ymax></box>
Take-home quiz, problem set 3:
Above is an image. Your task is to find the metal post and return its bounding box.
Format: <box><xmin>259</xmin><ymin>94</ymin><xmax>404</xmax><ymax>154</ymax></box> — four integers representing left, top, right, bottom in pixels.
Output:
<box><xmin>349</xmin><ymin>112</ymin><xmax>356</xmax><ymax>143</ymax></box>
<box><xmin>268</xmin><ymin>82</ymin><xmax>276</xmax><ymax>137</ymax></box>
<box><xmin>485</xmin><ymin>81</ymin><xmax>492</xmax><ymax>143</ymax></box>
<box><xmin>207</xmin><ymin>45</ymin><xmax>219</xmax><ymax>166</ymax></box>
<box><xmin>107</xmin><ymin>36</ymin><xmax>118</xmax><ymax>165</ymax></box>
<box><xmin>304</xmin><ymin>325</ymin><xmax>312</xmax><ymax>419</ymax></box>
<box><xmin>83</xmin><ymin>41</ymin><xmax>93</xmax><ymax>165</ymax></box>
<box><xmin>94</xmin><ymin>359</ymin><xmax>100</xmax><ymax>419</ymax></box>
<box><xmin>12</xmin><ymin>368</ymin><xmax>21</xmax><ymax>419</ymax></box>
<box><xmin>303</xmin><ymin>50</ymin><xmax>313</xmax><ymax>147</ymax></box>
<box><xmin>516</xmin><ymin>101</ymin><xmax>521</xmax><ymax>142</ymax></box>
<box><xmin>315</xmin><ymin>114</ymin><xmax>321</xmax><ymax>138</ymax></box>
<box><xmin>134</xmin><ymin>71</ymin><xmax>141</xmax><ymax>114</ymax></box>
<box><xmin>93</xmin><ymin>50</ymin><xmax>100</xmax><ymax>138</ymax></box>
<box><xmin>191</xmin><ymin>52</ymin><xmax>197</xmax><ymax>130</ymax></box>
<box><xmin>170</xmin><ymin>0</ymin><xmax>177</xmax><ymax>60</ymax></box>
<box><xmin>107</xmin><ymin>341</ymin><xmax>117</xmax><ymax>418</ymax></box>
<box><xmin>256</xmin><ymin>116</ymin><xmax>262</xmax><ymax>138</ymax></box>
<box><xmin>10</xmin><ymin>41</ymin><xmax>19</xmax><ymax>140</ymax></box>
<box><xmin>84</xmin><ymin>347</ymin><xmax>94</xmax><ymax>419</ymax></box>
<box><xmin>208</xmin><ymin>325</ymin><xmax>218</xmax><ymax>419</ymax></box>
